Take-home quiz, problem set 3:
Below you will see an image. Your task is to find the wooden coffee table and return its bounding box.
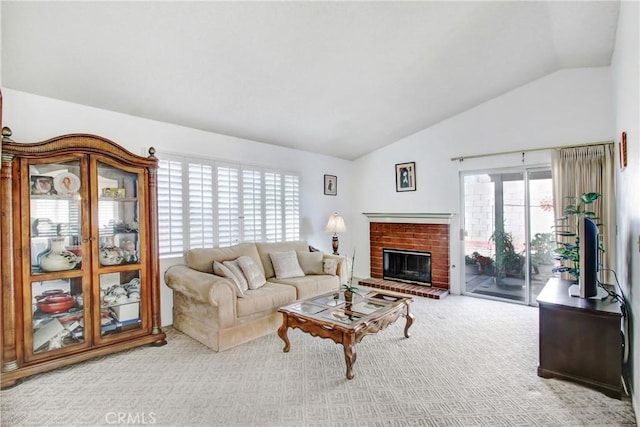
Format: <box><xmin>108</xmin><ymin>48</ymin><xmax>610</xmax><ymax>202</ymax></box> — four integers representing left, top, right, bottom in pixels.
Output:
<box><xmin>277</xmin><ymin>290</ymin><xmax>414</xmax><ymax>379</ymax></box>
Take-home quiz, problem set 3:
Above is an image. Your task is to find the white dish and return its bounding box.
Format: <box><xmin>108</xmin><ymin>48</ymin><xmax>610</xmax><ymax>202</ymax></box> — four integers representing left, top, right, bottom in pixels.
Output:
<box><xmin>54</xmin><ymin>172</ymin><xmax>80</xmax><ymax>195</ymax></box>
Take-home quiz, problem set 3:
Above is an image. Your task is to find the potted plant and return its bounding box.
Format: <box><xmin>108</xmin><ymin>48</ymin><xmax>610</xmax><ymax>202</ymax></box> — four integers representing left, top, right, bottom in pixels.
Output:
<box><xmin>465</xmin><ymin>252</ymin><xmax>481</xmax><ymax>274</ymax></box>
<box><xmin>530</xmin><ymin>232</ymin><xmax>555</xmax><ymax>275</ymax></box>
<box><xmin>553</xmin><ymin>192</ymin><xmax>602</xmax><ymax>280</ymax></box>
<box><xmin>476</xmin><ymin>254</ymin><xmax>495</xmax><ymax>274</ymax></box>
<box><xmin>341</xmin><ymin>250</ymin><xmax>358</xmax><ymax>302</ymax></box>
<box><xmin>490</xmin><ymin>222</ymin><xmax>524</xmax><ymax>280</ymax></box>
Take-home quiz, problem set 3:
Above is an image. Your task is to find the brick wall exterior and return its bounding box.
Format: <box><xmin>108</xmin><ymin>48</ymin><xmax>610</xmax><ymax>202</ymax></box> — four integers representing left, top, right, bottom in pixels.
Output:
<box><xmin>369</xmin><ymin>222</ymin><xmax>450</xmax><ymax>289</ymax></box>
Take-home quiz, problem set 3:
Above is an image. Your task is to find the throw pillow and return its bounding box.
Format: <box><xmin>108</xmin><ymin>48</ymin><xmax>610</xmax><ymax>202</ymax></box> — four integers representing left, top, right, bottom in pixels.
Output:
<box><xmin>213</xmin><ymin>261</ymin><xmax>245</xmax><ymax>297</ymax></box>
<box><xmin>323</xmin><ymin>258</ymin><xmax>338</xmax><ymax>276</ymax></box>
<box><xmin>297</xmin><ymin>251</ymin><xmax>324</xmax><ymax>275</ymax></box>
<box><xmin>222</xmin><ymin>259</ymin><xmax>249</xmax><ymax>292</ymax></box>
<box><xmin>270</xmin><ymin>251</ymin><xmax>305</xmax><ymax>279</ymax></box>
<box><xmin>237</xmin><ymin>256</ymin><xmax>267</xmax><ymax>289</ymax></box>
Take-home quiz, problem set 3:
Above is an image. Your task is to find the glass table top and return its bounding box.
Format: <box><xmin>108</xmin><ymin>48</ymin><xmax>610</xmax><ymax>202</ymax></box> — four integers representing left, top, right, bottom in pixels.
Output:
<box><xmin>281</xmin><ymin>290</ymin><xmax>410</xmax><ymax>326</ymax></box>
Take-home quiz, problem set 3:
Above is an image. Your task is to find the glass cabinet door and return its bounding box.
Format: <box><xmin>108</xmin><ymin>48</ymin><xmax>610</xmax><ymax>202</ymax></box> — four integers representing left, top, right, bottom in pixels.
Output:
<box><xmin>95</xmin><ymin>160</ymin><xmax>145</xmax><ymax>338</ymax></box>
<box><xmin>28</xmin><ymin>160</ymin><xmax>89</xmax><ymax>357</ymax></box>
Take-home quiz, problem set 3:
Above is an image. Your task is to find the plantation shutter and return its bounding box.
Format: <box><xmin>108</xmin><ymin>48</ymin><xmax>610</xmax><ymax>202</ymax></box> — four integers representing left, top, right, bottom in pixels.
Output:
<box><xmin>242</xmin><ymin>168</ymin><xmax>262</xmax><ymax>242</ymax></box>
<box><xmin>264</xmin><ymin>172</ymin><xmax>283</xmax><ymax>242</ymax></box>
<box><xmin>217</xmin><ymin>165</ymin><xmax>240</xmax><ymax>247</ymax></box>
<box><xmin>97</xmin><ymin>201</ymin><xmax>117</xmax><ymax>237</ymax></box>
<box><xmin>284</xmin><ymin>174</ymin><xmax>300</xmax><ymax>241</ymax></box>
<box><xmin>157</xmin><ymin>159</ymin><xmax>184</xmax><ymax>256</ymax></box>
<box><xmin>187</xmin><ymin>162</ymin><xmax>215</xmax><ymax>249</ymax></box>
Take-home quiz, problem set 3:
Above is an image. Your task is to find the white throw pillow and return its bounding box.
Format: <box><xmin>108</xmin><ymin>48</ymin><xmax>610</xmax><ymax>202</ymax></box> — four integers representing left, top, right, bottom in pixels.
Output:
<box><xmin>213</xmin><ymin>261</ymin><xmax>245</xmax><ymax>297</ymax></box>
<box><xmin>237</xmin><ymin>256</ymin><xmax>267</xmax><ymax>289</ymax></box>
<box><xmin>296</xmin><ymin>251</ymin><xmax>324</xmax><ymax>275</ymax></box>
<box><xmin>323</xmin><ymin>258</ymin><xmax>338</xmax><ymax>276</ymax></box>
<box><xmin>270</xmin><ymin>250</ymin><xmax>305</xmax><ymax>279</ymax></box>
<box><xmin>222</xmin><ymin>259</ymin><xmax>249</xmax><ymax>292</ymax></box>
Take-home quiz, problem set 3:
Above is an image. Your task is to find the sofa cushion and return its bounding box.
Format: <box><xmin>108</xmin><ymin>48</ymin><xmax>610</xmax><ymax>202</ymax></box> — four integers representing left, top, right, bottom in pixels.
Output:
<box><xmin>213</xmin><ymin>261</ymin><xmax>246</xmax><ymax>297</ymax></box>
<box><xmin>270</xmin><ymin>250</ymin><xmax>305</xmax><ymax>279</ymax></box>
<box><xmin>255</xmin><ymin>241</ymin><xmax>310</xmax><ymax>279</ymax></box>
<box><xmin>323</xmin><ymin>258</ymin><xmax>339</xmax><ymax>275</ymax></box>
<box><xmin>296</xmin><ymin>251</ymin><xmax>324</xmax><ymax>275</ymax></box>
<box><xmin>269</xmin><ymin>275</ymin><xmax>340</xmax><ymax>300</ymax></box>
<box><xmin>237</xmin><ymin>256</ymin><xmax>267</xmax><ymax>289</ymax></box>
<box><xmin>222</xmin><ymin>259</ymin><xmax>249</xmax><ymax>292</ymax></box>
<box><xmin>186</xmin><ymin>243</ymin><xmax>262</xmax><ymax>274</ymax></box>
<box><xmin>236</xmin><ymin>282</ymin><xmax>297</xmax><ymax>317</ymax></box>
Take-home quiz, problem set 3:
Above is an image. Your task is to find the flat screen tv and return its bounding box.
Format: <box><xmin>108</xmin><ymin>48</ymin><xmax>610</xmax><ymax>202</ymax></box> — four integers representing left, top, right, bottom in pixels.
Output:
<box><xmin>569</xmin><ymin>216</ymin><xmax>607</xmax><ymax>299</ymax></box>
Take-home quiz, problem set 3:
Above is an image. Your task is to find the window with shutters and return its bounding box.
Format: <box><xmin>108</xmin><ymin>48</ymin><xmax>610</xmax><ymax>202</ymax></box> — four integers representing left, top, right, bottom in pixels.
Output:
<box><xmin>157</xmin><ymin>154</ymin><xmax>300</xmax><ymax>257</ymax></box>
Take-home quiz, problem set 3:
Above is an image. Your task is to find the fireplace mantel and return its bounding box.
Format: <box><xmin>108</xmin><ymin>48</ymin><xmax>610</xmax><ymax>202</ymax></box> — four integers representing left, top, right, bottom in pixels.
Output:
<box><xmin>363</xmin><ymin>212</ymin><xmax>454</xmax><ymax>225</ymax></box>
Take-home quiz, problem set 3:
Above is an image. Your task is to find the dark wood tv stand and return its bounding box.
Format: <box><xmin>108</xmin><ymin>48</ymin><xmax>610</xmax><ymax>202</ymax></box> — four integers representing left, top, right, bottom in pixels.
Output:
<box><xmin>536</xmin><ymin>278</ymin><xmax>623</xmax><ymax>399</ymax></box>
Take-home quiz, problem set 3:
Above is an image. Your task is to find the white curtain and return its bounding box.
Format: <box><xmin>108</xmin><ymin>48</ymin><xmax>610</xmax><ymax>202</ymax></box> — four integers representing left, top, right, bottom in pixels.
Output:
<box><xmin>551</xmin><ymin>143</ymin><xmax>616</xmax><ymax>283</ymax></box>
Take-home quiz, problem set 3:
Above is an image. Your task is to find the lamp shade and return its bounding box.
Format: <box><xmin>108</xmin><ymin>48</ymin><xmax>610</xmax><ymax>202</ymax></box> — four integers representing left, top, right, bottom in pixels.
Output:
<box><xmin>325</xmin><ymin>214</ymin><xmax>347</xmax><ymax>234</ymax></box>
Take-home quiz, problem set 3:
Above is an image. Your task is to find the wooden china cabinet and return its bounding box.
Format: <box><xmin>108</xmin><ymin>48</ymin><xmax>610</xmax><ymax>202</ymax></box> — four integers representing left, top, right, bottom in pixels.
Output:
<box><xmin>0</xmin><ymin>128</ymin><xmax>166</xmax><ymax>388</ymax></box>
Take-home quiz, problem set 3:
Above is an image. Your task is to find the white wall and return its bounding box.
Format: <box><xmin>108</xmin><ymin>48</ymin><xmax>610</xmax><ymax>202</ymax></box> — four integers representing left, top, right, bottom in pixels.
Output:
<box><xmin>612</xmin><ymin>0</ymin><xmax>640</xmax><ymax>415</ymax></box>
<box><xmin>3</xmin><ymin>66</ymin><xmax>618</xmax><ymax>328</ymax></box>
<box><xmin>352</xmin><ymin>67</ymin><xmax>614</xmax><ymax>295</ymax></box>
<box><xmin>2</xmin><ymin>89</ymin><xmax>355</xmax><ymax>326</ymax></box>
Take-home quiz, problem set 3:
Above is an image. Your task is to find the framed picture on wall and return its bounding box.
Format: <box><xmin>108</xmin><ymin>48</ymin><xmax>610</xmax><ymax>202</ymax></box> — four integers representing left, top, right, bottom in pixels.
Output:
<box><xmin>324</xmin><ymin>175</ymin><xmax>337</xmax><ymax>196</ymax></box>
<box><xmin>619</xmin><ymin>131</ymin><xmax>627</xmax><ymax>170</ymax></box>
<box><xmin>395</xmin><ymin>162</ymin><xmax>416</xmax><ymax>192</ymax></box>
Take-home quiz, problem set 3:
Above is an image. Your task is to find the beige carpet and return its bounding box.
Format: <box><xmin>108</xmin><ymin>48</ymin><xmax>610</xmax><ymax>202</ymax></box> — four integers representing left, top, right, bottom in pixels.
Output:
<box><xmin>1</xmin><ymin>293</ymin><xmax>636</xmax><ymax>426</ymax></box>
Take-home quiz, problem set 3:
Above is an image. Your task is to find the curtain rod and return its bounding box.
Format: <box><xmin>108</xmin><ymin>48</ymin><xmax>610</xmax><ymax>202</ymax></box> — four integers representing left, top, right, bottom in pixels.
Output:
<box><xmin>450</xmin><ymin>140</ymin><xmax>613</xmax><ymax>162</ymax></box>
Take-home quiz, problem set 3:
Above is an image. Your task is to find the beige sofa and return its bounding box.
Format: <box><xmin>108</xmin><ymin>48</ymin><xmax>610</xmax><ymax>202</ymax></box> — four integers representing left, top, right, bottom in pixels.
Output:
<box><xmin>164</xmin><ymin>240</ymin><xmax>344</xmax><ymax>351</ymax></box>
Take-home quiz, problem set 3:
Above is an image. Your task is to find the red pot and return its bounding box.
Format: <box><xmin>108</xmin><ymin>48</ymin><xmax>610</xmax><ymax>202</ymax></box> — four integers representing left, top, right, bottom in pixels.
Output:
<box><xmin>38</xmin><ymin>295</ymin><xmax>75</xmax><ymax>314</ymax></box>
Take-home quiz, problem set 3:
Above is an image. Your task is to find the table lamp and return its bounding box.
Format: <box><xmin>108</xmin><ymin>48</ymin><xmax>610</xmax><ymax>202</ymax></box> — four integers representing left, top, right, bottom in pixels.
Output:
<box><xmin>325</xmin><ymin>213</ymin><xmax>346</xmax><ymax>255</ymax></box>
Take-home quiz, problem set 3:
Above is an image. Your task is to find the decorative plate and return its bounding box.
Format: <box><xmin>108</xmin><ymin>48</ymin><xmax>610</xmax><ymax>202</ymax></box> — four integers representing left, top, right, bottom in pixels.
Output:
<box><xmin>54</xmin><ymin>172</ymin><xmax>80</xmax><ymax>195</ymax></box>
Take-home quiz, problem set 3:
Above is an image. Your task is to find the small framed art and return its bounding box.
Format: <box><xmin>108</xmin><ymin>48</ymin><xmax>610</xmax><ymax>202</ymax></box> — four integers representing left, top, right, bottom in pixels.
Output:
<box><xmin>324</xmin><ymin>175</ymin><xmax>337</xmax><ymax>196</ymax></box>
<box><xmin>395</xmin><ymin>162</ymin><xmax>416</xmax><ymax>192</ymax></box>
<box><xmin>619</xmin><ymin>131</ymin><xmax>627</xmax><ymax>170</ymax></box>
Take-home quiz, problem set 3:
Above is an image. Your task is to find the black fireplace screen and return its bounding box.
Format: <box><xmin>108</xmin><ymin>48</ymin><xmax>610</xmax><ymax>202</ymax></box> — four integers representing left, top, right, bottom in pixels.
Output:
<box><xmin>383</xmin><ymin>248</ymin><xmax>432</xmax><ymax>286</ymax></box>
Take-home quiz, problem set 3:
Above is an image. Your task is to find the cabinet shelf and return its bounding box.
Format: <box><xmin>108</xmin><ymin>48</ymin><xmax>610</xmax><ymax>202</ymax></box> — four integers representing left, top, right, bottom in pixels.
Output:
<box><xmin>98</xmin><ymin>263</ymin><xmax>141</xmax><ymax>272</ymax></box>
<box><xmin>30</xmin><ymin>194</ymin><xmax>82</xmax><ymax>201</ymax></box>
<box><xmin>98</xmin><ymin>196</ymin><xmax>138</xmax><ymax>203</ymax></box>
<box><xmin>30</xmin><ymin>269</ymin><xmax>84</xmax><ymax>280</ymax></box>
<box><xmin>1</xmin><ymin>132</ymin><xmax>166</xmax><ymax>389</ymax></box>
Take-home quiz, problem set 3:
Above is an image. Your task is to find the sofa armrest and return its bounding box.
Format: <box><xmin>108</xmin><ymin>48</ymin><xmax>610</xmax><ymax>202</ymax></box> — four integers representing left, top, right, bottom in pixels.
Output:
<box><xmin>322</xmin><ymin>254</ymin><xmax>347</xmax><ymax>280</ymax></box>
<box><xmin>164</xmin><ymin>265</ymin><xmax>236</xmax><ymax>307</ymax></box>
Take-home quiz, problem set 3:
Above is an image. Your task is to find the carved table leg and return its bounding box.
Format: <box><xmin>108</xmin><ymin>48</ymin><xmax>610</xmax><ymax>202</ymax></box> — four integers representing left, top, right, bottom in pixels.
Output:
<box><xmin>277</xmin><ymin>315</ymin><xmax>290</xmax><ymax>353</ymax></box>
<box><xmin>342</xmin><ymin>333</ymin><xmax>357</xmax><ymax>380</ymax></box>
<box><xmin>403</xmin><ymin>305</ymin><xmax>414</xmax><ymax>338</ymax></box>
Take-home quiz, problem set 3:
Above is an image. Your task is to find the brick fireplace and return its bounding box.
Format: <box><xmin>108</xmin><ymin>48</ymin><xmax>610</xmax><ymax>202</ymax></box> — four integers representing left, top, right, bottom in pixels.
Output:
<box><xmin>361</xmin><ymin>213</ymin><xmax>452</xmax><ymax>299</ymax></box>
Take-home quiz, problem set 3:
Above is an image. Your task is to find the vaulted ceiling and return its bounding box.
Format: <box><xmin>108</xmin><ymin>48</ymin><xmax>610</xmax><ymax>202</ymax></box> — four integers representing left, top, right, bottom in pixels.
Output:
<box><xmin>1</xmin><ymin>1</ymin><xmax>620</xmax><ymax>160</ymax></box>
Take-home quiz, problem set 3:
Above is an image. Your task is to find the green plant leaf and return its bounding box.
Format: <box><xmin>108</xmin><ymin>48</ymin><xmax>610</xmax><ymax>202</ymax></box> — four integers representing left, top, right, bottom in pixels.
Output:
<box><xmin>563</xmin><ymin>208</ymin><xmax>581</xmax><ymax>216</ymax></box>
<box><xmin>581</xmin><ymin>192</ymin><xmax>601</xmax><ymax>204</ymax></box>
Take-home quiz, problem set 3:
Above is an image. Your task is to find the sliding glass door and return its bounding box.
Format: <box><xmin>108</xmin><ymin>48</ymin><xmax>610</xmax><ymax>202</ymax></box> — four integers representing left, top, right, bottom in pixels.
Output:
<box><xmin>462</xmin><ymin>168</ymin><xmax>556</xmax><ymax>305</ymax></box>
